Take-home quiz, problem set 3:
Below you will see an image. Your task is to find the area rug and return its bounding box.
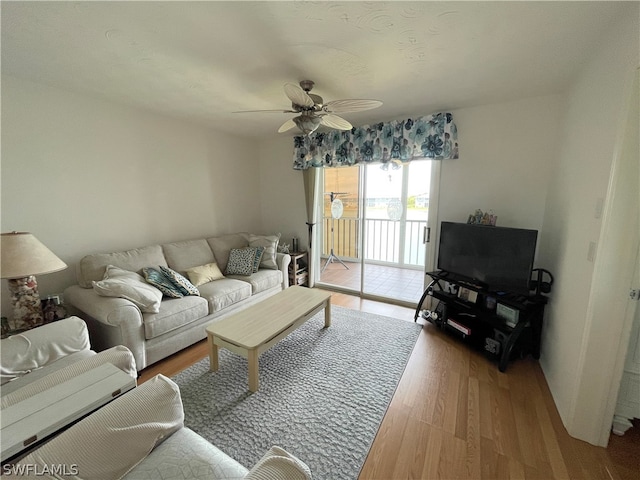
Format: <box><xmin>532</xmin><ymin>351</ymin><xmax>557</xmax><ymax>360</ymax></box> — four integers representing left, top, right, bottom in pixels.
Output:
<box><xmin>172</xmin><ymin>305</ymin><xmax>422</xmax><ymax>480</ymax></box>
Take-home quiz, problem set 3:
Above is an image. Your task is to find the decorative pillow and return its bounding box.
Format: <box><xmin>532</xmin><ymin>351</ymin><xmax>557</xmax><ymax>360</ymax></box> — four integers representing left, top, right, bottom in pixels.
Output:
<box><xmin>159</xmin><ymin>266</ymin><xmax>200</xmax><ymax>296</ymax></box>
<box><xmin>225</xmin><ymin>248</ymin><xmax>256</xmax><ymax>276</ymax></box>
<box><xmin>206</xmin><ymin>233</ymin><xmax>249</xmax><ymax>273</ymax></box>
<box><xmin>142</xmin><ymin>267</ymin><xmax>184</xmax><ymax>298</ymax></box>
<box><xmin>185</xmin><ymin>262</ymin><xmax>225</xmax><ymax>287</ymax></box>
<box><xmin>249</xmin><ymin>233</ymin><xmax>281</xmax><ymax>270</ymax></box>
<box><xmin>251</xmin><ymin>247</ymin><xmax>265</xmax><ymax>273</ymax></box>
<box><xmin>93</xmin><ymin>265</ymin><xmax>163</xmax><ymax>313</ymax></box>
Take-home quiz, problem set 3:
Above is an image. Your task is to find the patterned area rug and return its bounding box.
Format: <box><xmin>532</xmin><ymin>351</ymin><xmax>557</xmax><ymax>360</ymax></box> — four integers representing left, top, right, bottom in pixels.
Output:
<box><xmin>172</xmin><ymin>305</ymin><xmax>422</xmax><ymax>480</ymax></box>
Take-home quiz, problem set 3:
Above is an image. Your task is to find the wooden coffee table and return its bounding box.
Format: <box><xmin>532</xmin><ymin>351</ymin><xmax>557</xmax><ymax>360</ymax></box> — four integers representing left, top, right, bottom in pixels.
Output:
<box><xmin>206</xmin><ymin>286</ymin><xmax>331</xmax><ymax>392</ymax></box>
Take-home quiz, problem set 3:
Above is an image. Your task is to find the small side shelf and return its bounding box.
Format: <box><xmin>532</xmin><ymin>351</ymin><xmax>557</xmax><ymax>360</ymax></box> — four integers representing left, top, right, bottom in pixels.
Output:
<box><xmin>288</xmin><ymin>252</ymin><xmax>308</xmax><ymax>287</ymax></box>
<box><xmin>415</xmin><ymin>271</ymin><xmax>547</xmax><ymax>372</ymax></box>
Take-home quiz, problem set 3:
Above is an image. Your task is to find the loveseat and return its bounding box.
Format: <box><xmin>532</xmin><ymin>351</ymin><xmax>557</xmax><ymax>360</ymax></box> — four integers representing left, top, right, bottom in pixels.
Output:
<box><xmin>4</xmin><ymin>374</ymin><xmax>311</xmax><ymax>479</ymax></box>
<box><xmin>64</xmin><ymin>233</ymin><xmax>291</xmax><ymax>371</ymax></box>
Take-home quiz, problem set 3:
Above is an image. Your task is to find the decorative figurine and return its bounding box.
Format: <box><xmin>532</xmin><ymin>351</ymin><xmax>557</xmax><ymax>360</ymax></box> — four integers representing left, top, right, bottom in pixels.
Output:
<box><xmin>467</xmin><ymin>209</ymin><xmax>497</xmax><ymax>226</ymax></box>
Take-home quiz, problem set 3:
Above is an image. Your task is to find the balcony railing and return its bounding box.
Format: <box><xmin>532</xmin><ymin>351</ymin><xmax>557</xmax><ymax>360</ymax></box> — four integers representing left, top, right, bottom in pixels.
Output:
<box><xmin>322</xmin><ymin>217</ymin><xmax>427</xmax><ymax>268</ymax></box>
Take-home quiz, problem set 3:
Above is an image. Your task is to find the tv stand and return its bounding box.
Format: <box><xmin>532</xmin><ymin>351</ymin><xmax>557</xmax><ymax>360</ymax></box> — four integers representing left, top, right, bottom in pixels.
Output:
<box><xmin>414</xmin><ymin>271</ymin><xmax>547</xmax><ymax>372</ymax></box>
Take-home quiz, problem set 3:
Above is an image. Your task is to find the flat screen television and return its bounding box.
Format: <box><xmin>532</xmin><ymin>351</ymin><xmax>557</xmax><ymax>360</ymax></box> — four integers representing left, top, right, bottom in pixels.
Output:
<box><xmin>437</xmin><ymin>222</ymin><xmax>538</xmax><ymax>294</ymax></box>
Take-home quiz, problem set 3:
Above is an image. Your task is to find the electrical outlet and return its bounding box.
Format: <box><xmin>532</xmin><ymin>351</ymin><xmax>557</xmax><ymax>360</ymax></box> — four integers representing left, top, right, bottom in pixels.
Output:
<box><xmin>587</xmin><ymin>241</ymin><xmax>597</xmax><ymax>262</ymax></box>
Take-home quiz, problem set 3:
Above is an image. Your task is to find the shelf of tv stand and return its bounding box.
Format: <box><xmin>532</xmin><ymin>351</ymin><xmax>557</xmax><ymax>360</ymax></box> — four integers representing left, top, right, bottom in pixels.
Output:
<box><xmin>415</xmin><ymin>271</ymin><xmax>547</xmax><ymax>372</ymax></box>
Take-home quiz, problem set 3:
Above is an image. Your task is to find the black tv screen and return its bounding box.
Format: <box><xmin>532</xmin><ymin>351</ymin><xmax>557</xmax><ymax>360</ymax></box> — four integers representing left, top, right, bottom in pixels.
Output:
<box><xmin>437</xmin><ymin>222</ymin><xmax>538</xmax><ymax>294</ymax></box>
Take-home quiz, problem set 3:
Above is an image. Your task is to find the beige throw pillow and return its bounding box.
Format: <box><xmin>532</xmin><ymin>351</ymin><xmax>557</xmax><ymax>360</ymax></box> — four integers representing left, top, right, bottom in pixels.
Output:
<box><xmin>185</xmin><ymin>262</ymin><xmax>225</xmax><ymax>286</ymax></box>
<box><xmin>249</xmin><ymin>233</ymin><xmax>281</xmax><ymax>270</ymax></box>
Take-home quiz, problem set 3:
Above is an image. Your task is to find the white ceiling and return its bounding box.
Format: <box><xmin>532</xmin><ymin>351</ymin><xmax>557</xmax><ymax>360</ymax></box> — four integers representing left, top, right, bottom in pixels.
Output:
<box><xmin>1</xmin><ymin>1</ymin><xmax>629</xmax><ymax>138</ymax></box>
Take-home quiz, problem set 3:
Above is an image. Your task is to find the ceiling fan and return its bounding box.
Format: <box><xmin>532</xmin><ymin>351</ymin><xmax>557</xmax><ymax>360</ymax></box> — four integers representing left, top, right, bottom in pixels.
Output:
<box><xmin>235</xmin><ymin>80</ymin><xmax>382</xmax><ymax>135</ymax></box>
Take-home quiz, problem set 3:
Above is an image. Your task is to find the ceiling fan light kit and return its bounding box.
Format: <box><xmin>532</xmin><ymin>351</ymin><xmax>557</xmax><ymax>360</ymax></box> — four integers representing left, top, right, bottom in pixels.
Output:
<box><xmin>292</xmin><ymin>114</ymin><xmax>322</xmax><ymax>135</ymax></box>
<box><xmin>237</xmin><ymin>80</ymin><xmax>382</xmax><ymax>135</ymax></box>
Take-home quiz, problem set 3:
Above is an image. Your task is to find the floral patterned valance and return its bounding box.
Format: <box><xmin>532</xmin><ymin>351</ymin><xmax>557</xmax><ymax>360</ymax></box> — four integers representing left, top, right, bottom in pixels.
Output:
<box><xmin>292</xmin><ymin>112</ymin><xmax>458</xmax><ymax>170</ymax></box>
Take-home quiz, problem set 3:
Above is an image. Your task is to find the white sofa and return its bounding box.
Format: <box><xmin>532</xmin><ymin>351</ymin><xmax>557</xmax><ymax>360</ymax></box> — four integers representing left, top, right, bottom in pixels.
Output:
<box><xmin>5</xmin><ymin>374</ymin><xmax>311</xmax><ymax>480</ymax></box>
<box><xmin>64</xmin><ymin>233</ymin><xmax>291</xmax><ymax>371</ymax></box>
<box><xmin>0</xmin><ymin>316</ymin><xmax>136</xmax><ymax>408</ymax></box>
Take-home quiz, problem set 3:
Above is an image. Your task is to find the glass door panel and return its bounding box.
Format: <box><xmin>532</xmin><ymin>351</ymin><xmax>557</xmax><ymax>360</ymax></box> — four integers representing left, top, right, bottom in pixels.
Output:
<box><xmin>319</xmin><ymin>166</ymin><xmax>362</xmax><ymax>292</ymax></box>
<box><xmin>362</xmin><ymin>162</ymin><xmax>429</xmax><ymax>303</ymax></box>
<box><xmin>317</xmin><ymin>160</ymin><xmax>437</xmax><ymax>306</ymax></box>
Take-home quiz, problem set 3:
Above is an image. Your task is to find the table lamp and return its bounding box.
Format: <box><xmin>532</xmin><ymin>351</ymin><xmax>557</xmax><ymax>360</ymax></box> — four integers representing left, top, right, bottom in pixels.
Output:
<box><xmin>1</xmin><ymin>232</ymin><xmax>67</xmax><ymax>331</ymax></box>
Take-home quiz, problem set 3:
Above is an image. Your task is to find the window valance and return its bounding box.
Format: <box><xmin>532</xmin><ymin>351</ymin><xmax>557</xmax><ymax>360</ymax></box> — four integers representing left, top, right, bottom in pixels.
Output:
<box><xmin>292</xmin><ymin>112</ymin><xmax>458</xmax><ymax>170</ymax></box>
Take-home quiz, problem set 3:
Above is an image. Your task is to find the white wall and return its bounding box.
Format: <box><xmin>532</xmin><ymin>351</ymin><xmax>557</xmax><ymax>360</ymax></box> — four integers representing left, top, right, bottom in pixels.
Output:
<box><xmin>537</xmin><ymin>6</ymin><xmax>639</xmax><ymax>445</ymax></box>
<box><xmin>257</xmin><ymin>136</ymin><xmax>308</xmax><ymax>250</ymax></box>
<box><xmin>440</xmin><ymin>95</ymin><xmax>563</xmax><ymax>234</ymax></box>
<box><xmin>1</xmin><ymin>76</ymin><xmax>263</xmax><ymax>320</ymax></box>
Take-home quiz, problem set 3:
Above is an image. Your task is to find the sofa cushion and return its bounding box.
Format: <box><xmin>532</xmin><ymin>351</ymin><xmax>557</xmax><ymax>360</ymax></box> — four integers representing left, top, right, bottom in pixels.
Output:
<box><xmin>207</xmin><ymin>233</ymin><xmax>249</xmax><ymax>272</ymax></box>
<box><xmin>1</xmin><ymin>346</ymin><xmax>136</xmax><ymax>409</ymax></box>
<box><xmin>124</xmin><ymin>427</ymin><xmax>248</xmax><ymax>480</ymax></box>
<box><xmin>162</xmin><ymin>239</ymin><xmax>216</xmax><ymax>274</ymax></box>
<box><xmin>227</xmin><ymin>269</ymin><xmax>283</xmax><ymax>294</ymax></box>
<box><xmin>142</xmin><ymin>267</ymin><xmax>184</xmax><ymax>298</ymax></box>
<box><xmin>197</xmin><ymin>279</ymin><xmax>252</xmax><ymax>314</ymax></box>
<box><xmin>249</xmin><ymin>233</ymin><xmax>281</xmax><ymax>270</ymax></box>
<box><xmin>225</xmin><ymin>248</ymin><xmax>256</xmax><ymax>276</ymax></box>
<box><xmin>0</xmin><ymin>316</ymin><xmax>91</xmax><ymax>385</ymax></box>
<box><xmin>12</xmin><ymin>374</ymin><xmax>184</xmax><ymax>480</ymax></box>
<box><xmin>185</xmin><ymin>262</ymin><xmax>225</xmax><ymax>287</ymax></box>
<box><xmin>143</xmin><ymin>296</ymin><xmax>209</xmax><ymax>340</ymax></box>
<box><xmin>93</xmin><ymin>266</ymin><xmax>163</xmax><ymax>313</ymax></box>
<box><xmin>1</xmin><ymin>350</ymin><xmax>95</xmax><ymax>393</ymax></box>
<box><xmin>77</xmin><ymin>244</ymin><xmax>167</xmax><ymax>288</ymax></box>
<box><xmin>160</xmin><ymin>266</ymin><xmax>200</xmax><ymax>296</ymax></box>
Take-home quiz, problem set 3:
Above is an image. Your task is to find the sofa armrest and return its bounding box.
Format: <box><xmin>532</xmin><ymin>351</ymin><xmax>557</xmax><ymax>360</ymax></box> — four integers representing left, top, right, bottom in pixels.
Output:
<box><xmin>1</xmin><ymin>345</ymin><xmax>137</xmax><ymax>409</ymax></box>
<box><xmin>276</xmin><ymin>253</ymin><xmax>291</xmax><ymax>289</ymax></box>
<box><xmin>9</xmin><ymin>375</ymin><xmax>183</xmax><ymax>480</ymax></box>
<box><xmin>64</xmin><ymin>285</ymin><xmax>146</xmax><ymax>370</ymax></box>
<box><xmin>0</xmin><ymin>316</ymin><xmax>90</xmax><ymax>383</ymax></box>
<box><xmin>245</xmin><ymin>446</ymin><xmax>312</xmax><ymax>480</ymax></box>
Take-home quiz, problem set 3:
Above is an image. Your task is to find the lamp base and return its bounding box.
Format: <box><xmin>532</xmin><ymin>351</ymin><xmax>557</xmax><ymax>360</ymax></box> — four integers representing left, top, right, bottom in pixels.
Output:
<box><xmin>7</xmin><ymin>276</ymin><xmax>44</xmax><ymax>331</ymax></box>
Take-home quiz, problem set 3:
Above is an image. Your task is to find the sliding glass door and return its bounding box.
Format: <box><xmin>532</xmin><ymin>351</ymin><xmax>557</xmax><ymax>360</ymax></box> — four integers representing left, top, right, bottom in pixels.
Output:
<box><xmin>318</xmin><ymin>160</ymin><xmax>438</xmax><ymax>305</ymax></box>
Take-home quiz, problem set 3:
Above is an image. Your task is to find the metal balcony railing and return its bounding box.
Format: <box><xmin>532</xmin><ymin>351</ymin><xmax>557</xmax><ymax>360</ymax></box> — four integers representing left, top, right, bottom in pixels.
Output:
<box><xmin>322</xmin><ymin>217</ymin><xmax>427</xmax><ymax>268</ymax></box>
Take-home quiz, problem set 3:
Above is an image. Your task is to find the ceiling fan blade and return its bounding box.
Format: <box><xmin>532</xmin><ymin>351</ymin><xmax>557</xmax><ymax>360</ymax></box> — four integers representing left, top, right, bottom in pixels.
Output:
<box><xmin>284</xmin><ymin>83</ymin><xmax>314</xmax><ymax>108</ymax></box>
<box><xmin>320</xmin><ymin>114</ymin><xmax>352</xmax><ymax>131</ymax></box>
<box><xmin>278</xmin><ymin>118</ymin><xmax>297</xmax><ymax>133</ymax></box>
<box><xmin>233</xmin><ymin>109</ymin><xmax>298</xmax><ymax>114</ymax></box>
<box><xmin>323</xmin><ymin>99</ymin><xmax>383</xmax><ymax>114</ymax></box>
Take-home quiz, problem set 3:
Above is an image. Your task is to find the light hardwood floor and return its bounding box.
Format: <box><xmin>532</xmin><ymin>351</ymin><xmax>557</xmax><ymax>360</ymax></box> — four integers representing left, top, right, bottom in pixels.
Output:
<box><xmin>139</xmin><ymin>290</ymin><xmax>639</xmax><ymax>480</ymax></box>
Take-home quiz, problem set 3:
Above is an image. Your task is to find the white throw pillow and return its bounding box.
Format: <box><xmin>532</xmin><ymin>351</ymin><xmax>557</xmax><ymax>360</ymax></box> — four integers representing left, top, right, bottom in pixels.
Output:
<box><xmin>249</xmin><ymin>233</ymin><xmax>281</xmax><ymax>270</ymax></box>
<box><xmin>93</xmin><ymin>265</ymin><xmax>162</xmax><ymax>313</ymax></box>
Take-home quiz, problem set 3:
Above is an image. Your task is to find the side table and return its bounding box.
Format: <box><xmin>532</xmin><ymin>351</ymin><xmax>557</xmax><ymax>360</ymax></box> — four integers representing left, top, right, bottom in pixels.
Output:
<box><xmin>288</xmin><ymin>252</ymin><xmax>308</xmax><ymax>287</ymax></box>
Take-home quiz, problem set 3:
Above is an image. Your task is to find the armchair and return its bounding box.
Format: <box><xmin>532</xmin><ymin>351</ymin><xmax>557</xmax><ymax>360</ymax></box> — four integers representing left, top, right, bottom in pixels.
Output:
<box><xmin>1</xmin><ymin>316</ymin><xmax>136</xmax><ymax>408</ymax></box>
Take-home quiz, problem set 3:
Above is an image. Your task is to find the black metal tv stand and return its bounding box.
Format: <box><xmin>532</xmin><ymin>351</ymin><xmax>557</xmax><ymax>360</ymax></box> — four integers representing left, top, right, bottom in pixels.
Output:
<box><xmin>415</xmin><ymin>271</ymin><xmax>547</xmax><ymax>372</ymax></box>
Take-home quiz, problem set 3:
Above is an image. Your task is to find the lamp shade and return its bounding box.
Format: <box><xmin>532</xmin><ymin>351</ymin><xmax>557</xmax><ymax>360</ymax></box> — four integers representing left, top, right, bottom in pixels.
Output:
<box><xmin>1</xmin><ymin>232</ymin><xmax>67</xmax><ymax>279</ymax></box>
